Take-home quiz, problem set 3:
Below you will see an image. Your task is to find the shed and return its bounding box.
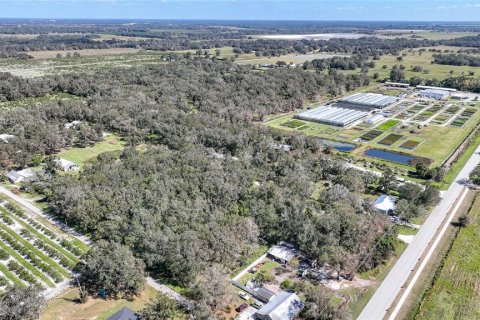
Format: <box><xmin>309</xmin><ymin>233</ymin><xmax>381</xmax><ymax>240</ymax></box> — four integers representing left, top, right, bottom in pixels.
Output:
<box><xmin>267</xmin><ymin>243</ymin><xmax>298</xmax><ymax>264</ymax></box>
<box><xmin>365</xmin><ymin>114</ymin><xmax>385</xmax><ymax>125</ymax></box>
<box><xmin>54</xmin><ymin>158</ymin><xmax>80</xmax><ymax>171</ymax></box>
<box><xmin>255</xmin><ymin>292</ymin><xmax>304</xmax><ymax>320</ymax></box>
<box><xmin>107</xmin><ymin>307</ymin><xmax>140</xmax><ymax>320</ymax></box>
<box><xmin>373</xmin><ymin>195</ymin><xmax>396</xmax><ymax>214</ymax></box>
<box><xmin>254</xmin><ymin>287</ymin><xmax>276</xmax><ymax>303</ymax></box>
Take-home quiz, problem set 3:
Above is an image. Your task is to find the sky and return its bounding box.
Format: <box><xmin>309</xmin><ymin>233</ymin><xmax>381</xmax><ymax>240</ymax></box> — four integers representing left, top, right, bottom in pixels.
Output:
<box><xmin>2</xmin><ymin>0</ymin><xmax>480</xmax><ymax>21</ymax></box>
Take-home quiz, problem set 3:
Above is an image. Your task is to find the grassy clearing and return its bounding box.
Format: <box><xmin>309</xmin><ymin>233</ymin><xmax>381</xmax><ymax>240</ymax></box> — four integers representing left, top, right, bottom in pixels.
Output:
<box><xmin>357</xmin><ymin>46</ymin><xmax>480</xmax><ymax>81</ymax></box>
<box><xmin>26</xmin><ymin>48</ymin><xmax>142</xmax><ymax>59</ymax></box>
<box><xmin>238</xmin><ymin>259</ymin><xmax>280</xmax><ymax>285</ymax></box>
<box><xmin>58</xmin><ymin>134</ymin><xmax>125</xmax><ymax>168</ymax></box>
<box><xmin>377</xmin><ymin>120</ymin><xmax>400</xmax><ymax>131</ymax></box>
<box><xmin>41</xmin><ymin>284</ymin><xmax>158</xmax><ymax>320</ymax></box>
<box><xmin>415</xmin><ymin>195</ymin><xmax>480</xmax><ymax>320</ymax></box>
<box><xmin>229</xmin><ymin>245</ymin><xmax>269</xmax><ymax>277</ymax></box>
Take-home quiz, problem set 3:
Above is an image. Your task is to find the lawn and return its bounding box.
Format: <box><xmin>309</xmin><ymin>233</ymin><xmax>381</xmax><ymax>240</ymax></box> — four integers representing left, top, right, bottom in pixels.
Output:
<box><xmin>237</xmin><ymin>258</ymin><xmax>280</xmax><ymax>285</ymax></box>
<box><xmin>58</xmin><ymin>134</ymin><xmax>125</xmax><ymax>168</ymax></box>
<box><xmin>40</xmin><ymin>285</ymin><xmax>158</xmax><ymax>320</ymax></box>
<box><xmin>377</xmin><ymin>120</ymin><xmax>400</xmax><ymax>131</ymax></box>
<box><xmin>415</xmin><ymin>195</ymin><xmax>480</xmax><ymax>320</ymax></box>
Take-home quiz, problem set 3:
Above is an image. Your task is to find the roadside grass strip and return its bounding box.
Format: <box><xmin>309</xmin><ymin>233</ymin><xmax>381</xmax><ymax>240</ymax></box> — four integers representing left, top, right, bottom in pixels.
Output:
<box><xmin>0</xmin><ymin>236</ymin><xmax>55</xmax><ymax>287</ymax></box>
<box><xmin>0</xmin><ymin>222</ymin><xmax>70</xmax><ymax>277</ymax></box>
<box><xmin>0</xmin><ymin>206</ymin><xmax>82</xmax><ymax>263</ymax></box>
<box><xmin>377</xmin><ymin>134</ymin><xmax>404</xmax><ymax>146</ymax></box>
<box><xmin>0</xmin><ymin>261</ymin><xmax>24</xmax><ymax>287</ymax></box>
<box><xmin>377</xmin><ymin>120</ymin><xmax>400</xmax><ymax>131</ymax></box>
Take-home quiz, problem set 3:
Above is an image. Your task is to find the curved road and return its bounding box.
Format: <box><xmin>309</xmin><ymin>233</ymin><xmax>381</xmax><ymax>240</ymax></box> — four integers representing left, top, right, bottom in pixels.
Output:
<box><xmin>358</xmin><ymin>145</ymin><xmax>480</xmax><ymax>320</ymax></box>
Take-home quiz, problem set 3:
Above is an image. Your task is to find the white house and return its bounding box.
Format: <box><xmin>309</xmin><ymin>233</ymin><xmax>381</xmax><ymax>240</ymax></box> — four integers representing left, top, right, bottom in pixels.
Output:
<box><xmin>64</xmin><ymin>121</ymin><xmax>82</xmax><ymax>129</ymax></box>
<box><xmin>6</xmin><ymin>168</ymin><xmax>36</xmax><ymax>184</ymax></box>
<box><xmin>54</xmin><ymin>158</ymin><xmax>80</xmax><ymax>171</ymax></box>
<box><xmin>373</xmin><ymin>195</ymin><xmax>396</xmax><ymax>214</ymax></box>
<box><xmin>255</xmin><ymin>292</ymin><xmax>304</xmax><ymax>320</ymax></box>
<box><xmin>0</xmin><ymin>134</ymin><xmax>14</xmax><ymax>143</ymax></box>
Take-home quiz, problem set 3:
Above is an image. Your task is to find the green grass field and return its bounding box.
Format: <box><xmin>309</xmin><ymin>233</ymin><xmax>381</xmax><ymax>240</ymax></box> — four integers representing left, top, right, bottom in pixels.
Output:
<box><xmin>359</xmin><ymin>46</ymin><xmax>480</xmax><ymax>81</ymax></box>
<box><xmin>58</xmin><ymin>134</ymin><xmax>125</xmax><ymax>168</ymax></box>
<box><xmin>415</xmin><ymin>195</ymin><xmax>480</xmax><ymax>320</ymax></box>
<box><xmin>377</xmin><ymin>120</ymin><xmax>400</xmax><ymax>131</ymax></box>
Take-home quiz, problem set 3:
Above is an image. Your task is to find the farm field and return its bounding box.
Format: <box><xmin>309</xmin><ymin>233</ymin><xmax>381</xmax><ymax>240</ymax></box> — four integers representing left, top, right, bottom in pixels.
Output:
<box><xmin>0</xmin><ymin>51</ymin><xmax>165</xmax><ymax>77</ymax></box>
<box><xmin>26</xmin><ymin>48</ymin><xmax>142</xmax><ymax>59</ymax></box>
<box><xmin>415</xmin><ymin>195</ymin><xmax>480</xmax><ymax>320</ymax></box>
<box><xmin>236</xmin><ymin>51</ymin><xmax>351</xmax><ymax>65</ymax></box>
<box><xmin>58</xmin><ymin>134</ymin><xmax>125</xmax><ymax>168</ymax></box>
<box><xmin>265</xmin><ymin>98</ymin><xmax>480</xmax><ymax>167</ymax></box>
<box><xmin>376</xmin><ymin>30</ymin><xmax>478</xmax><ymax>40</ymax></box>
<box><xmin>345</xmin><ymin>46</ymin><xmax>480</xmax><ymax>81</ymax></box>
<box><xmin>0</xmin><ymin>195</ymin><xmax>89</xmax><ymax>292</ymax></box>
<box><xmin>41</xmin><ymin>284</ymin><xmax>158</xmax><ymax>320</ymax></box>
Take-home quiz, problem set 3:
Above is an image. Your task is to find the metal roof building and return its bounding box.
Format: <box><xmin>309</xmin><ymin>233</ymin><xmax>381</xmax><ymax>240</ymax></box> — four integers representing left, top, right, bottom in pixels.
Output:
<box><xmin>295</xmin><ymin>106</ymin><xmax>368</xmax><ymax>127</ymax></box>
<box><xmin>338</xmin><ymin>93</ymin><xmax>399</xmax><ymax>110</ymax></box>
<box><xmin>416</xmin><ymin>85</ymin><xmax>457</xmax><ymax>92</ymax></box>
<box><xmin>255</xmin><ymin>292</ymin><xmax>304</xmax><ymax>320</ymax></box>
<box><xmin>419</xmin><ymin>89</ymin><xmax>450</xmax><ymax>100</ymax></box>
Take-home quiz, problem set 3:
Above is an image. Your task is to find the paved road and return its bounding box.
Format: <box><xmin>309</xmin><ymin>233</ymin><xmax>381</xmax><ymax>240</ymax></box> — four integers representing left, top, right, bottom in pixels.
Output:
<box><xmin>358</xmin><ymin>146</ymin><xmax>480</xmax><ymax>320</ymax></box>
<box><xmin>0</xmin><ymin>186</ymin><xmax>92</xmax><ymax>246</ymax></box>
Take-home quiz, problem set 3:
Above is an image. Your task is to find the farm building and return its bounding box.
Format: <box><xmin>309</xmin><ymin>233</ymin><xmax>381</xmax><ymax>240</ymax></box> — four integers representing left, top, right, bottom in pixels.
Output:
<box><xmin>419</xmin><ymin>89</ymin><xmax>450</xmax><ymax>100</ymax></box>
<box><xmin>336</xmin><ymin>93</ymin><xmax>399</xmax><ymax>111</ymax></box>
<box><xmin>295</xmin><ymin>106</ymin><xmax>368</xmax><ymax>127</ymax></box>
<box><xmin>54</xmin><ymin>158</ymin><xmax>80</xmax><ymax>171</ymax></box>
<box><xmin>364</xmin><ymin>114</ymin><xmax>385</xmax><ymax>125</ymax></box>
<box><xmin>255</xmin><ymin>292</ymin><xmax>304</xmax><ymax>320</ymax></box>
<box><xmin>267</xmin><ymin>243</ymin><xmax>299</xmax><ymax>264</ymax></box>
<box><xmin>385</xmin><ymin>82</ymin><xmax>410</xmax><ymax>88</ymax></box>
<box><xmin>373</xmin><ymin>195</ymin><xmax>396</xmax><ymax>214</ymax></box>
<box><xmin>6</xmin><ymin>168</ymin><xmax>37</xmax><ymax>184</ymax></box>
<box><xmin>416</xmin><ymin>85</ymin><xmax>457</xmax><ymax>92</ymax></box>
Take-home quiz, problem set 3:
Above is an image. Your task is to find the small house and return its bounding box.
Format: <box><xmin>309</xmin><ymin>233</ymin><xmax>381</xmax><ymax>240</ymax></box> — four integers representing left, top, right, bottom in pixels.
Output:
<box><xmin>0</xmin><ymin>134</ymin><xmax>14</xmax><ymax>143</ymax></box>
<box><xmin>54</xmin><ymin>158</ymin><xmax>80</xmax><ymax>171</ymax></box>
<box><xmin>373</xmin><ymin>195</ymin><xmax>396</xmax><ymax>214</ymax></box>
<box><xmin>267</xmin><ymin>243</ymin><xmax>298</xmax><ymax>265</ymax></box>
<box><xmin>6</xmin><ymin>168</ymin><xmax>36</xmax><ymax>184</ymax></box>
<box><xmin>255</xmin><ymin>292</ymin><xmax>304</xmax><ymax>320</ymax></box>
<box><xmin>107</xmin><ymin>307</ymin><xmax>140</xmax><ymax>320</ymax></box>
<box><xmin>64</xmin><ymin>121</ymin><xmax>82</xmax><ymax>129</ymax></box>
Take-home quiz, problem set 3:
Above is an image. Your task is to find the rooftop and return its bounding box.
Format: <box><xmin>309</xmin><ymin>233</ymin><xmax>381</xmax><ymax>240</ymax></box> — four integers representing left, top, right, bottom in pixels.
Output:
<box><xmin>255</xmin><ymin>291</ymin><xmax>304</xmax><ymax>320</ymax></box>
<box><xmin>339</xmin><ymin>93</ymin><xmax>399</xmax><ymax>108</ymax></box>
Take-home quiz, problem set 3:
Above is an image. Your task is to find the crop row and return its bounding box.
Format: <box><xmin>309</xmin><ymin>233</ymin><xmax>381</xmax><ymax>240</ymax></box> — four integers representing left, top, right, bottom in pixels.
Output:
<box><xmin>2</xmin><ymin>203</ymin><xmax>86</xmax><ymax>259</ymax></box>
<box><xmin>0</xmin><ymin>230</ymin><xmax>56</xmax><ymax>287</ymax></box>
<box><xmin>7</xmin><ymin>260</ymin><xmax>43</xmax><ymax>288</ymax></box>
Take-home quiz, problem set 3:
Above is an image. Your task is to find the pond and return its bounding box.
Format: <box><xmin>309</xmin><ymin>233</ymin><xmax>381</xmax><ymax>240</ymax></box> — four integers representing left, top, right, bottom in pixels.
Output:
<box><xmin>323</xmin><ymin>140</ymin><xmax>356</xmax><ymax>152</ymax></box>
<box><xmin>365</xmin><ymin>148</ymin><xmax>415</xmax><ymax>165</ymax></box>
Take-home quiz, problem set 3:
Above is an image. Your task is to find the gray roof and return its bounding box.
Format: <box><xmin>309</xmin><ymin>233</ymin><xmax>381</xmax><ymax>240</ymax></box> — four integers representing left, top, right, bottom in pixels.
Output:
<box><xmin>107</xmin><ymin>307</ymin><xmax>139</xmax><ymax>320</ymax></box>
<box><xmin>255</xmin><ymin>292</ymin><xmax>304</xmax><ymax>320</ymax></box>
<box><xmin>6</xmin><ymin>170</ymin><xmax>22</xmax><ymax>182</ymax></box>
<box><xmin>255</xmin><ymin>287</ymin><xmax>276</xmax><ymax>302</ymax></box>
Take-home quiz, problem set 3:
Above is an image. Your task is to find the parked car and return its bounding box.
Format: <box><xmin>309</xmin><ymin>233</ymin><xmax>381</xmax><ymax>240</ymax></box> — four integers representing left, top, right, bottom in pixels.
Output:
<box><xmin>238</xmin><ymin>291</ymin><xmax>250</xmax><ymax>300</ymax></box>
<box><xmin>236</xmin><ymin>303</ymin><xmax>248</xmax><ymax>312</ymax></box>
<box><xmin>251</xmin><ymin>301</ymin><xmax>264</xmax><ymax>309</ymax></box>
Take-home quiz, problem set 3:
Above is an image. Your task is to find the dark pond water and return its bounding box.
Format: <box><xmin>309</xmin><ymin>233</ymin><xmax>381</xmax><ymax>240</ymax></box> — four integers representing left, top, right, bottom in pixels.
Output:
<box><xmin>365</xmin><ymin>148</ymin><xmax>414</xmax><ymax>165</ymax></box>
<box><xmin>323</xmin><ymin>140</ymin><xmax>356</xmax><ymax>152</ymax></box>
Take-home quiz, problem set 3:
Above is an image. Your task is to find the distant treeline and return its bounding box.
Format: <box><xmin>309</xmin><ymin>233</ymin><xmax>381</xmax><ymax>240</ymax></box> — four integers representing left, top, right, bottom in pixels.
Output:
<box><xmin>433</xmin><ymin>53</ymin><xmax>480</xmax><ymax>67</ymax></box>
